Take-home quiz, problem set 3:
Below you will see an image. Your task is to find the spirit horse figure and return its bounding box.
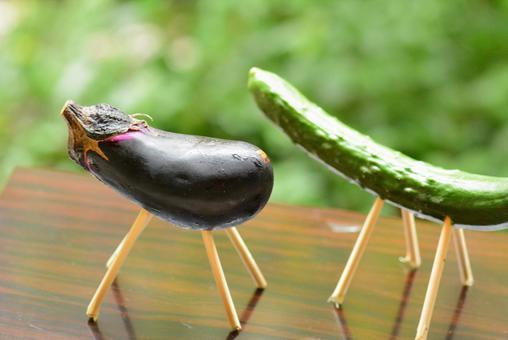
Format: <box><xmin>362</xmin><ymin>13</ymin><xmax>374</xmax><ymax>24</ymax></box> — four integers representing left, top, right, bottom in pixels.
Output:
<box><xmin>61</xmin><ymin>101</ymin><xmax>273</xmax><ymax>331</ymax></box>
<box><xmin>248</xmin><ymin>67</ymin><xmax>505</xmax><ymax>340</ymax></box>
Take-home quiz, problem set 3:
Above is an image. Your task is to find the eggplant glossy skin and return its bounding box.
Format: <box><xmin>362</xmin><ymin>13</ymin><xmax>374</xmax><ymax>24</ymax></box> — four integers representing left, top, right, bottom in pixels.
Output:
<box><xmin>88</xmin><ymin>128</ymin><xmax>273</xmax><ymax>230</ymax></box>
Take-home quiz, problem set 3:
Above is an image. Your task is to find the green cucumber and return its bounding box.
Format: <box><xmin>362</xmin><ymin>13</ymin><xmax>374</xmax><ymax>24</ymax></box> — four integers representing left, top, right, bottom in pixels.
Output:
<box><xmin>248</xmin><ymin>67</ymin><xmax>508</xmax><ymax>230</ymax></box>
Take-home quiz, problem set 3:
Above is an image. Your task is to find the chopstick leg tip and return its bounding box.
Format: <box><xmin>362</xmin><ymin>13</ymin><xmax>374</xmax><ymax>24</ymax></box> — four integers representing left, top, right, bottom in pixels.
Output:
<box><xmin>327</xmin><ymin>296</ymin><xmax>343</xmax><ymax>309</ymax></box>
<box><xmin>415</xmin><ymin>330</ymin><xmax>427</xmax><ymax>340</ymax></box>
<box><xmin>86</xmin><ymin>311</ymin><xmax>98</xmax><ymax>323</ymax></box>
<box><xmin>399</xmin><ymin>256</ymin><xmax>421</xmax><ymax>269</ymax></box>
<box><xmin>257</xmin><ymin>282</ymin><xmax>267</xmax><ymax>290</ymax></box>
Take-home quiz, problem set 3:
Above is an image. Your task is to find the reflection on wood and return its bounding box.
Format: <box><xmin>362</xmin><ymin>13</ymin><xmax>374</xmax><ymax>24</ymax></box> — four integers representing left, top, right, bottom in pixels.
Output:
<box><xmin>338</xmin><ymin>269</ymin><xmax>420</xmax><ymax>340</ymax></box>
<box><xmin>333</xmin><ymin>307</ymin><xmax>353</xmax><ymax>340</ymax></box>
<box><xmin>88</xmin><ymin>320</ymin><xmax>106</xmax><ymax>340</ymax></box>
<box><xmin>445</xmin><ymin>286</ymin><xmax>469</xmax><ymax>340</ymax></box>
<box><xmin>111</xmin><ymin>280</ymin><xmax>136</xmax><ymax>340</ymax></box>
<box><xmin>390</xmin><ymin>269</ymin><xmax>418</xmax><ymax>340</ymax></box>
<box><xmin>0</xmin><ymin>168</ymin><xmax>507</xmax><ymax>339</ymax></box>
<box><xmin>226</xmin><ymin>288</ymin><xmax>265</xmax><ymax>340</ymax></box>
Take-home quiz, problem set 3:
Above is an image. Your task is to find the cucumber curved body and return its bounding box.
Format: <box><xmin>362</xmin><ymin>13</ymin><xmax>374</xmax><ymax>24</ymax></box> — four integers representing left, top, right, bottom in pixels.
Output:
<box><xmin>61</xmin><ymin>102</ymin><xmax>273</xmax><ymax>230</ymax></box>
<box><xmin>248</xmin><ymin>67</ymin><xmax>508</xmax><ymax>230</ymax></box>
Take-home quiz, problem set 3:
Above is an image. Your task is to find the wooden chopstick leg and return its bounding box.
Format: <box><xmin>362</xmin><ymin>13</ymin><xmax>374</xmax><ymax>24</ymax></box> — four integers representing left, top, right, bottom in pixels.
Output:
<box><xmin>87</xmin><ymin>209</ymin><xmax>153</xmax><ymax>321</ymax></box>
<box><xmin>202</xmin><ymin>230</ymin><xmax>242</xmax><ymax>331</ymax></box>
<box><xmin>225</xmin><ymin>227</ymin><xmax>267</xmax><ymax>289</ymax></box>
<box><xmin>106</xmin><ymin>236</ymin><xmax>126</xmax><ymax>268</ymax></box>
<box><xmin>415</xmin><ymin>217</ymin><xmax>453</xmax><ymax>340</ymax></box>
<box><xmin>399</xmin><ymin>209</ymin><xmax>422</xmax><ymax>269</ymax></box>
<box><xmin>452</xmin><ymin>228</ymin><xmax>474</xmax><ymax>286</ymax></box>
<box><xmin>328</xmin><ymin>197</ymin><xmax>384</xmax><ymax>307</ymax></box>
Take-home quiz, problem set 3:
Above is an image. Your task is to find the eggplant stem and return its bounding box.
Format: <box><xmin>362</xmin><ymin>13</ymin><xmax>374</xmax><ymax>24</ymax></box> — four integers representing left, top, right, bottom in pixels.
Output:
<box><xmin>131</xmin><ymin>113</ymin><xmax>154</xmax><ymax>122</ymax></box>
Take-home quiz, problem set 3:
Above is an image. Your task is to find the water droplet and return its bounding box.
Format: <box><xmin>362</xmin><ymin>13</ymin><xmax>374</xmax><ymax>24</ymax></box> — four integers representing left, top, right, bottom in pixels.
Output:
<box><xmin>404</xmin><ymin>187</ymin><xmax>415</xmax><ymax>194</ymax></box>
<box><xmin>360</xmin><ymin>165</ymin><xmax>369</xmax><ymax>174</ymax></box>
<box><xmin>370</xmin><ymin>165</ymin><xmax>381</xmax><ymax>173</ymax></box>
<box><xmin>315</xmin><ymin>130</ymin><xmax>326</xmax><ymax>137</ymax></box>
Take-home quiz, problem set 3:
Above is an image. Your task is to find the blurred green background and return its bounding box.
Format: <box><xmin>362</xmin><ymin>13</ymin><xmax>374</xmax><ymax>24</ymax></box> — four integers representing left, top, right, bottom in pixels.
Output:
<box><xmin>1</xmin><ymin>0</ymin><xmax>508</xmax><ymax>215</ymax></box>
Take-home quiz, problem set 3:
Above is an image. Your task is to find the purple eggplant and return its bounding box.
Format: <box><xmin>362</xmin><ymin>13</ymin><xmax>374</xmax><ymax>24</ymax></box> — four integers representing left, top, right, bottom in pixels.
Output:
<box><xmin>61</xmin><ymin>101</ymin><xmax>273</xmax><ymax>230</ymax></box>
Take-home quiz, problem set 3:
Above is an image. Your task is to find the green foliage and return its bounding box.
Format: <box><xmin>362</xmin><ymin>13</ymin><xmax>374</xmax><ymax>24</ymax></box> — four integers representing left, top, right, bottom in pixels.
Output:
<box><xmin>1</xmin><ymin>0</ymin><xmax>508</xmax><ymax>215</ymax></box>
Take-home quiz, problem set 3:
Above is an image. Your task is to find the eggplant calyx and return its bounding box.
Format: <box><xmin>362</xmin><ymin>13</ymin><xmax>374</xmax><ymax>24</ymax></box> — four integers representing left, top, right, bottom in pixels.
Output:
<box><xmin>61</xmin><ymin>100</ymin><xmax>110</xmax><ymax>168</ymax></box>
<box><xmin>61</xmin><ymin>101</ymin><xmax>134</xmax><ymax>139</ymax></box>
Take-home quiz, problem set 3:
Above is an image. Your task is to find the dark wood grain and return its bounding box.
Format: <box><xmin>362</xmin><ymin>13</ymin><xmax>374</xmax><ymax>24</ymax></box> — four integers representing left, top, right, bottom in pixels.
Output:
<box><xmin>0</xmin><ymin>168</ymin><xmax>507</xmax><ymax>339</ymax></box>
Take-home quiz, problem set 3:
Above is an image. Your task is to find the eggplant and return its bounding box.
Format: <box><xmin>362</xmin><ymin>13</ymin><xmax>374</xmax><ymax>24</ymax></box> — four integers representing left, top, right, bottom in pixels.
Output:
<box><xmin>61</xmin><ymin>101</ymin><xmax>274</xmax><ymax>230</ymax></box>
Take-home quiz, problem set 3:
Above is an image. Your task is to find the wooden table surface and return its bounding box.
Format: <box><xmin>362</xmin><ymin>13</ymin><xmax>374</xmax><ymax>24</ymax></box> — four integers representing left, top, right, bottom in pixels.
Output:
<box><xmin>1</xmin><ymin>168</ymin><xmax>507</xmax><ymax>339</ymax></box>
